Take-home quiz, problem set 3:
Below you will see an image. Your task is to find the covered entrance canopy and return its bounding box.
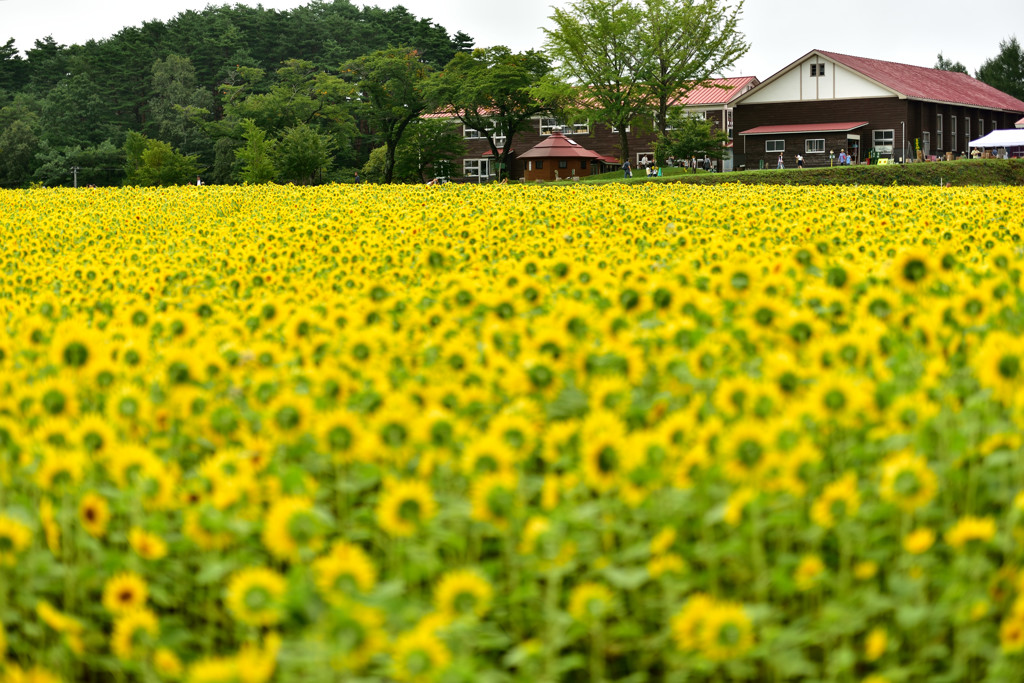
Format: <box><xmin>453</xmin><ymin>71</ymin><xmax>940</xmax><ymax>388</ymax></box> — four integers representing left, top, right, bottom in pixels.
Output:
<box><xmin>968</xmin><ymin>129</ymin><xmax>1024</xmax><ymax>147</ymax></box>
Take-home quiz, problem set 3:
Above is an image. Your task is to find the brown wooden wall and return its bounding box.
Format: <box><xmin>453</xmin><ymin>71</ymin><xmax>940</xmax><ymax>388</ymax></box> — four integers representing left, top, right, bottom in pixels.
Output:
<box><xmin>734</xmin><ymin>97</ymin><xmax>1024</xmax><ymax>170</ymax></box>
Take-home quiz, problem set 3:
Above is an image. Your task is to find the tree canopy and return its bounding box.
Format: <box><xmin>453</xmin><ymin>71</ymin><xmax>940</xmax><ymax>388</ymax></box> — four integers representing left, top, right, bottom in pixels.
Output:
<box><xmin>0</xmin><ymin>0</ymin><xmax>472</xmax><ymax>187</ymax></box>
<box><xmin>429</xmin><ymin>47</ymin><xmax>555</xmax><ymax>180</ymax></box>
<box><xmin>543</xmin><ymin>0</ymin><xmax>747</xmax><ymax>162</ymax></box>
<box><xmin>976</xmin><ymin>36</ymin><xmax>1024</xmax><ymax>102</ymax></box>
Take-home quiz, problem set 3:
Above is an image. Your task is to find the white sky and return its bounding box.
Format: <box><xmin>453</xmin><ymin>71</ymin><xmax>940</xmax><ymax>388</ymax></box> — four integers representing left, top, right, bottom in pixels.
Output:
<box><xmin>1</xmin><ymin>0</ymin><xmax>1022</xmax><ymax>78</ymax></box>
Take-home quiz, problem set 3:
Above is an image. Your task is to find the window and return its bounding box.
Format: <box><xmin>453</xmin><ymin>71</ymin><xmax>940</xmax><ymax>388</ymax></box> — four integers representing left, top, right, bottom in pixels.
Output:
<box><xmin>727</xmin><ymin>110</ymin><xmax>734</xmax><ymax>140</ymax></box>
<box><xmin>540</xmin><ymin>117</ymin><xmax>589</xmax><ymax>135</ymax></box>
<box><xmin>965</xmin><ymin>117</ymin><xmax>970</xmax><ymax>149</ymax></box>
<box><xmin>922</xmin><ymin>131</ymin><xmax>930</xmax><ymax>156</ymax></box>
<box><xmin>810</xmin><ymin>63</ymin><xmax>825</xmax><ymax>77</ymax></box>
<box><xmin>979</xmin><ymin>118</ymin><xmax>984</xmax><ymax>137</ymax></box>
<box><xmin>872</xmin><ymin>129</ymin><xmax>895</xmax><ymax>155</ymax></box>
<box><xmin>558</xmin><ymin>160</ymin><xmax>568</xmax><ymax>169</ymax></box>
<box><xmin>937</xmin><ymin>114</ymin><xmax>943</xmax><ymax>148</ymax></box>
<box><xmin>463</xmin><ymin>125</ymin><xmax>482</xmax><ymax>139</ymax></box>
<box><xmin>766</xmin><ymin>140</ymin><xmax>785</xmax><ymax>153</ymax></box>
<box><xmin>536</xmin><ymin>160</ymin><xmax>543</xmax><ymax>170</ymax></box>
<box><xmin>611</xmin><ymin>124</ymin><xmax>631</xmax><ymax>133</ymax></box>
<box><xmin>539</xmin><ymin>117</ymin><xmax>561</xmax><ymax>135</ymax></box>
<box><xmin>805</xmin><ymin>139</ymin><xmax>825</xmax><ymax>153</ymax></box>
<box><xmin>581</xmin><ymin>160</ymin><xmax>588</xmax><ymax>169</ymax></box>
<box><xmin>951</xmin><ymin>116</ymin><xmax>958</xmax><ymax>150</ymax></box>
<box><xmin>993</xmin><ymin>119</ymin><xmax>998</xmax><ymax>134</ymax></box>
<box><xmin>636</xmin><ymin>152</ymin><xmax>654</xmax><ymax>166</ymax></box>
<box><xmin>464</xmin><ymin>159</ymin><xmax>489</xmax><ymax>177</ymax></box>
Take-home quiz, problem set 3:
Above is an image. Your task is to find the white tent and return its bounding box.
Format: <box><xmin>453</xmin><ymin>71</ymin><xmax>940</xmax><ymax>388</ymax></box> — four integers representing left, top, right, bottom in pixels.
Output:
<box><xmin>968</xmin><ymin>129</ymin><xmax>1024</xmax><ymax>148</ymax></box>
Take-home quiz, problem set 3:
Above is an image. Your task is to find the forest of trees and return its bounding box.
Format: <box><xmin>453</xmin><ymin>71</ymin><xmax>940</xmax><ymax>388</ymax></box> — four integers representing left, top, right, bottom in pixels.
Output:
<box><xmin>0</xmin><ymin>0</ymin><xmax>474</xmax><ymax>187</ymax></box>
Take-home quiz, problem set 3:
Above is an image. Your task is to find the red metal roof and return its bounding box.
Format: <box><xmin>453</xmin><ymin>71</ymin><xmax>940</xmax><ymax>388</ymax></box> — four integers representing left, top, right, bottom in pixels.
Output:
<box><xmin>818</xmin><ymin>50</ymin><xmax>1024</xmax><ymax>113</ymax></box>
<box><xmin>668</xmin><ymin>76</ymin><xmax>759</xmax><ymax>106</ymax></box>
<box><xmin>739</xmin><ymin>122</ymin><xmax>869</xmax><ymax>135</ymax></box>
<box><xmin>518</xmin><ymin>132</ymin><xmax>603</xmax><ymax>159</ymax></box>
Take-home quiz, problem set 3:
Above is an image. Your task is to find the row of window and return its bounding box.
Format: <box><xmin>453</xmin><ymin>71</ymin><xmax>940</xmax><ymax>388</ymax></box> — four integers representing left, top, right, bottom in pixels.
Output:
<box><xmin>765</xmin><ymin>139</ymin><xmax>827</xmax><ymax>153</ymax></box>
<box><xmin>462</xmin><ymin>112</ymin><xmax>736</xmax><ymax>141</ymax></box>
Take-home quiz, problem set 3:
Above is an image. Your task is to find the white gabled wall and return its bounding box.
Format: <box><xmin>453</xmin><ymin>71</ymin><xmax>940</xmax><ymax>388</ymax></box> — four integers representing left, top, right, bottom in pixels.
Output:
<box><xmin>742</xmin><ymin>55</ymin><xmax>893</xmax><ymax>104</ymax></box>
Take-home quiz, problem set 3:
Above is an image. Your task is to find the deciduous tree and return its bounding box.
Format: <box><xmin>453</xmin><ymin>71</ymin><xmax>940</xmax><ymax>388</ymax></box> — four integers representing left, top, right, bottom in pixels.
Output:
<box><xmin>543</xmin><ymin>0</ymin><xmax>654</xmax><ymax>163</ymax></box>
<box><xmin>345</xmin><ymin>48</ymin><xmax>431</xmax><ymax>184</ymax></box>
<box><xmin>430</xmin><ymin>47</ymin><xmax>553</xmax><ymax>180</ymax></box>
<box><xmin>935</xmin><ymin>52</ymin><xmax>968</xmax><ymax>74</ymax></box>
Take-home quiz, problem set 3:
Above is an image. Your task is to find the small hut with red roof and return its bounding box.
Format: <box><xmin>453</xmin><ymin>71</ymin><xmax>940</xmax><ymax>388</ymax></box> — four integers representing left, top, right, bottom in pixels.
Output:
<box><xmin>518</xmin><ymin>131</ymin><xmax>606</xmax><ymax>182</ymax></box>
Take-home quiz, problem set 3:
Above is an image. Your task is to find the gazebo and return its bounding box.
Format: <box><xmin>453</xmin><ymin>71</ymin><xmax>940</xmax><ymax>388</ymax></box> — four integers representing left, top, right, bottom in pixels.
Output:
<box><xmin>519</xmin><ymin>132</ymin><xmax>605</xmax><ymax>182</ymax></box>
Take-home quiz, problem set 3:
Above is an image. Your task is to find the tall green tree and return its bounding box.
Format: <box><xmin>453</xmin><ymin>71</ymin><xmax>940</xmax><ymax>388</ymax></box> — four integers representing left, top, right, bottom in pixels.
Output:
<box><xmin>430</xmin><ymin>47</ymin><xmax>554</xmax><ymax>180</ymax></box>
<box><xmin>235</xmin><ymin>119</ymin><xmax>277</xmax><ymax>184</ymax></box>
<box><xmin>0</xmin><ymin>119</ymin><xmax>39</xmax><ymax>187</ymax></box>
<box><xmin>0</xmin><ymin>38</ymin><xmax>29</xmax><ymax>94</ymax></box>
<box><xmin>654</xmin><ymin>110</ymin><xmax>729</xmax><ymax>164</ymax></box>
<box><xmin>277</xmin><ymin>123</ymin><xmax>334</xmax><ymax>184</ymax></box>
<box><xmin>643</xmin><ymin>0</ymin><xmax>748</xmax><ymax>137</ymax></box>
<box><xmin>543</xmin><ymin>0</ymin><xmax>654</xmax><ymax>163</ymax></box>
<box><xmin>935</xmin><ymin>52</ymin><xmax>968</xmax><ymax>74</ymax></box>
<box><xmin>123</xmin><ymin>131</ymin><xmax>201</xmax><ymax>186</ymax></box>
<box><xmin>976</xmin><ymin>36</ymin><xmax>1024</xmax><ymax>101</ymax></box>
<box><xmin>345</xmin><ymin>48</ymin><xmax>432</xmax><ymax>184</ymax></box>
<box><xmin>148</xmin><ymin>54</ymin><xmax>215</xmax><ymax>157</ymax></box>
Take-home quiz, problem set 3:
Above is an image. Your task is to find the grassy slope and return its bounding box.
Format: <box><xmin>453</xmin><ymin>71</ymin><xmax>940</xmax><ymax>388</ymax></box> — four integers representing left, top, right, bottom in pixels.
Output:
<box><xmin>573</xmin><ymin>159</ymin><xmax>1024</xmax><ymax>187</ymax></box>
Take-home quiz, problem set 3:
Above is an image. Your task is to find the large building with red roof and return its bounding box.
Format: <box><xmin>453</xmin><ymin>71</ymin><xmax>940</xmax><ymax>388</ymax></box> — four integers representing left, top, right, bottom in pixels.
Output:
<box><xmin>443</xmin><ymin>76</ymin><xmax>759</xmax><ymax>181</ymax></box>
<box><xmin>733</xmin><ymin>49</ymin><xmax>1024</xmax><ymax>169</ymax></box>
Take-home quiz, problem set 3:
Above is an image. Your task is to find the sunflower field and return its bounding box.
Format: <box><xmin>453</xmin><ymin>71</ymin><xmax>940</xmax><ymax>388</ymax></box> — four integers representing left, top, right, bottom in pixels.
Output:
<box><xmin>1</xmin><ymin>183</ymin><xmax>1024</xmax><ymax>682</ymax></box>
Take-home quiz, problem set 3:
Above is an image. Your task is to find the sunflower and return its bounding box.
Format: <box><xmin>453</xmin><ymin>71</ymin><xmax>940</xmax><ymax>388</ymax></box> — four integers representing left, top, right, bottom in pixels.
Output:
<box><xmin>225</xmin><ymin>567</ymin><xmax>288</xmax><ymax>627</ymax></box>
<box><xmin>102</xmin><ymin>571</ymin><xmax>149</xmax><ymax>615</ymax></box>
<box><xmin>36</xmin><ymin>600</ymin><xmax>85</xmax><ymax>654</ymax></box>
<box><xmin>391</xmin><ymin>626</ymin><xmax>451</xmax><ymax>683</ymax></box>
<box><xmin>50</xmin><ymin>322</ymin><xmax>105</xmax><ymax>373</ymax></box>
<box><xmin>376</xmin><ymin>479</ymin><xmax>437</xmax><ymax>538</ymax></box>
<box><xmin>670</xmin><ymin>593</ymin><xmax>715</xmax><ymax>652</ymax></box>
<box><xmin>111</xmin><ymin>608</ymin><xmax>159</xmax><ymax>661</ymax></box>
<box><xmin>0</xmin><ymin>513</ymin><xmax>31</xmax><ymax>566</ymax></box>
<box><xmin>902</xmin><ymin>527</ymin><xmax>936</xmax><ymax>555</ymax></box>
<box><xmin>469</xmin><ymin>470</ymin><xmax>519</xmax><ymax>531</ymax></box>
<box><xmin>697</xmin><ymin>601</ymin><xmax>755</xmax><ymax>662</ymax></box>
<box><xmin>864</xmin><ymin>626</ymin><xmax>888</xmax><ymax>662</ymax></box>
<box><xmin>879</xmin><ymin>451</ymin><xmax>938</xmax><ymax>513</ymax></box>
<box><xmin>39</xmin><ymin>497</ymin><xmax>60</xmax><ymax>555</ymax></box>
<box><xmin>0</xmin><ymin>664</ymin><xmax>64</xmax><ymax>683</ymax></box>
<box><xmin>974</xmin><ymin>331</ymin><xmax>1024</xmax><ymax>405</ymax></box>
<box><xmin>567</xmin><ymin>582</ymin><xmax>614</xmax><ymax>623</ymax></box>
<box><xmin>79</xmin><ymin>491</ymin><xmax>111</xmax><ymax>538</ymax></box>
<box><xmin>312</xmin><ymin>541</ymin><xmax>377</xmax><ymax>605</ymax></box>
<box><xmin>262</xmin><ymin>496</ymin><xmax>326</xmax><ymax>561</ymax></box>
<box><xmin>795</xmin><ymin>554</ymin><xmax>826</xmax><ymax>591</ymax></box>
<box><xmin>152</xmin><ymin>647</ymin><xmax>184</xmax><ymax>678</ymax></box>
<box><xmin>35</xmin><ymin>447</ymin><xmax>87</xmax><ymax>492</ymax></box>
<box><xmin>891</xmin><ymin>249</ymin><xmax>934</xmax><ymax>291</ymax></box>
<box><xmin>321</xmin><ymin>604</ymin><xmax>388</xmax><ymax>673</ymax></box>
<box><xmin>129</xmin><ymin>527</ymin><xmax>169</xmax><ymax>561</ymax></box>
<box><xmin>434</xmin><ymin>568</ymin><xmax>493</xmax><ymax>619</ymax></box>
<box><xmin>809</xmin><ymin>472</ymin><xmax>860</xmax><ymax>529</ymax></box>
<box><xmin>945</xmin><ymin>515</ymin><xmax>997</xmax><ymax>550</ymax></box>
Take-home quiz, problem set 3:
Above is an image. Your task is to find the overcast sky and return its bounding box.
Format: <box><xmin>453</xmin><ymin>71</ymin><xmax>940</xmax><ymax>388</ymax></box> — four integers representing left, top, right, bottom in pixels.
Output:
<box><xmin>2</xmin><ymin>0</ymin><xmax>1022</xmax><ymax>78</ymax></box>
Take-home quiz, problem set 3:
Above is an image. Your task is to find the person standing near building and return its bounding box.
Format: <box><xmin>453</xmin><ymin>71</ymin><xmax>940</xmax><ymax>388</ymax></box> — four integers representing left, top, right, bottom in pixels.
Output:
<box><xmin>838</xmin><ymin>149</ymin><xmax>848</xmax><ymax>166</ymax></box>
<box><xmin>777</xmin><ymin>153</ymin><xmax>784</xmax><ymax>169</ymax></box>
<box><xmin>622</xmin><ymin>159</ymin><xmax>632</xmax><ymax>178</ymax></box>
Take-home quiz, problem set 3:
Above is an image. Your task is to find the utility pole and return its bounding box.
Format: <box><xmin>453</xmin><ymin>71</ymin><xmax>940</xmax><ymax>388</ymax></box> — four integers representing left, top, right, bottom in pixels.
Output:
<box><xmin>71</xmin><ymin>166</ymin><xmax>80</xmax><ymax>188</ymax></box>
